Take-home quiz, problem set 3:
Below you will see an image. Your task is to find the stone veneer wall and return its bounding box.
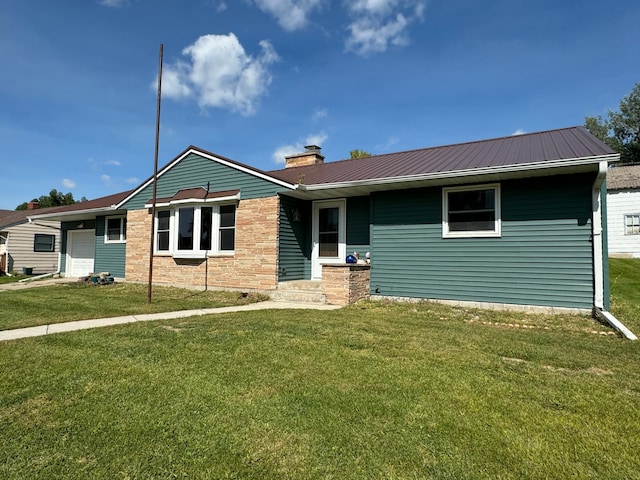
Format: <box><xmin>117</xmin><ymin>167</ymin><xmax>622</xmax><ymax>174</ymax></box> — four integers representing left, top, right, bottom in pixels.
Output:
<box><xmin>322</xmin><ymin>264</ymin><xmax>371</xmax><ymax>305</ymax></box>
<box><xmin>125</xmin><ymin>196</ymin><xmax>280</xmax><ymax>290</ymax></box>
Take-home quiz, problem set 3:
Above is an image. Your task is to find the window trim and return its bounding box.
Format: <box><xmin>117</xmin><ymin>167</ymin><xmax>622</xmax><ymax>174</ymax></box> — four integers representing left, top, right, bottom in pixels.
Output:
<box><xmin>442</xmin><ymin>183</ymin><xmax>501</xmax><ymax>238</ymax></box>
<box><xmin>624</xmin><ymin>213</ymin><xmax>640</xmax><ymax>235</ymax></box>
<box><xmin>34</xmin><ymin>233</ymin><xmax>55</xmax><ymax>252</ymax></box>
<box><xmin>104</xmin><ymin>215</ymin><xmax>127</xmax><ymax>244</ymax></box>
<box><xmin>154</xmin><ymin>202</ymin><xmax>236</xmax><ymax>258</ymax></box>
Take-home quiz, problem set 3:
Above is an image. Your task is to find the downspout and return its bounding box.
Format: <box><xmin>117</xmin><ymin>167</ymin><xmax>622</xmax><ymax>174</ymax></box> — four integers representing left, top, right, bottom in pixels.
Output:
<box><xmin>592</xmin><ymin>161</ymin><xmax>637</xmax><ymax>340</ymax></box>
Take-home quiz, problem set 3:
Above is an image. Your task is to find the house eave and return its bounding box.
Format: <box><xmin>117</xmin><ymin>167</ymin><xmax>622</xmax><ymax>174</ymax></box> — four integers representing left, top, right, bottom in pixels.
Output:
<box><xmin>27</xmin><ymin>206</ymin><xmax>124</xmax><ymax>223</ymax></box>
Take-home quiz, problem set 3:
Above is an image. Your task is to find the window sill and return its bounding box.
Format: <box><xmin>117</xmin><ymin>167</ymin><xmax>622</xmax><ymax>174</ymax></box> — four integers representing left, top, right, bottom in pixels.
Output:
<box><xmin>442</xmin><ymin>232</ymin><xmax>501</xmax><ymax>239</ymax></box>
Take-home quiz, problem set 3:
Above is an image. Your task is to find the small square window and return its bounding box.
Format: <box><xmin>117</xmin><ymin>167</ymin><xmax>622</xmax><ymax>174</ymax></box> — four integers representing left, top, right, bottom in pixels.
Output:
<box><xmin>443</xmin><ymin>184</ymin><xmax>501</xmax><ymax>238</ymax></box>
<box><xmin>34</xmin><ymin>234</ymin><xmax>55</xmax><ymax>252</ymax></box>
<box><xmin>105</xmin><ymin>216</ymin><xmax>127</xmax><ymax>243</ymax></box>
<box><xmin>625</xmin><ymin>214</ymin><xmax>640</xmax><ymax>235</ymax></box>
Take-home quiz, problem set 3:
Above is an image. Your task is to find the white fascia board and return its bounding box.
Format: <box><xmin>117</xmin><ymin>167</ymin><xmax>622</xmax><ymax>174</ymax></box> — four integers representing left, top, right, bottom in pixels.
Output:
<box><xmin>144</xmin><ymin>192</ymin><xmax>241</xmax><ymax>208</ymax></box>
<box><xmin>298</xmin><ymin>154</ymin><xmax>620</xmax><ymax>192</ymax></box>
<box><xmin>117</xmin><ymin>148</ymin><xmax>297</xmax><ymax>208</ymax></box>
<box><xmin>27</xmin><ymin>206</ymin><xmax>120</xmax><ymax>222</ymax></box>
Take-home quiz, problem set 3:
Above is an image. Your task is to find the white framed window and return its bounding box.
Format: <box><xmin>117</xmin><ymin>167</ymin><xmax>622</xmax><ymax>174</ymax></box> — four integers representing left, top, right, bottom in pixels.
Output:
<box><xmin>154</xmin><ymin>203</ymin><xmax>236</xmax><ymax>257</ymax></box>
<box><xmin>443</xmin><ymin>183</ymin><xmax>501</xmax><ymax>238</ymax></box>
<box><xmin>105</xmin><ymin>216</ymin><xmax>127</xmax><ymax>243</ymax></box>
<box><xmin>625</xmin><ymin>214</ymin><xmax>640</xmax><ymax>235</ymax></box>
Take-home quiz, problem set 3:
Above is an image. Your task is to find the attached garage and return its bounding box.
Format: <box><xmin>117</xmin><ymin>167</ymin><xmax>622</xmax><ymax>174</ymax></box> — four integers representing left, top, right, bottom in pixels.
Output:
<box><xmin>66</xmin><ymin>230</ymin><xmax>95</xmax><ymax>277</ymax></box>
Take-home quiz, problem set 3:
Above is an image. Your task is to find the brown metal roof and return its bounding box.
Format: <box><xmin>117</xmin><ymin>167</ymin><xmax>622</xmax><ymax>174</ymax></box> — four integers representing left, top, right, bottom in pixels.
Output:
<box><xmin>150</xmin><ymin>188</ymin><xmax>240</xmax><ymax>205</ymax></box>
<box><xmin>607</xmin><ymin>164</ymin><xmax>640</xmax><ymax>190</ymax></box>
<box><xmin>268</xmin><ymin>126</ymin><xmax>616</xmax><ymax>186</ymax></box>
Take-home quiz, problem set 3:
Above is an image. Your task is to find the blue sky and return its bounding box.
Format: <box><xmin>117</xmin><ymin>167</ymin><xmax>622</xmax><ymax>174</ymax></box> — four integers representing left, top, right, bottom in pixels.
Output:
<box><xmin>1</xmin><ymin>0</ymin><xmax>639</xmax><ymax>210</ymax></box>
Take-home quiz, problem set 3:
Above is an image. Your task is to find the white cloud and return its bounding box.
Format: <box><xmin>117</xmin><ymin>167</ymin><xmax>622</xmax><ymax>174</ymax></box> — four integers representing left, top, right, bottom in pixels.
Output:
<box><xmin>272</xmin><ymin>132</ymin><xmax>328</xmax><ymax>164</ymax></box>
<box><xmin>216</xmin><ymin>2</ymin><xmax>227</xmax><ymax>12</ymax></box>
<box><xmin>62</xmin><ymin>178</ymin><xmax>76</xmax><ymax>189</ymax></box>
<box><xmin>312</xmin><ymin>108</ymin><xmax>327</xmax><ymax>121</ymax></box>
<box><xmin>105</xmin><ymin>160</ymin><xmax>121</xmax><ymax>166</ymax></box>
<box><xmin>97</xmin><ymin>0</ymin><xmax>128</xmax><ymax>7</ymax></box>
<box><xmin>124</xmin><ymin>177</ymin><xmax>140</xmax><ymax>185</ymax></box>
<box><xmin>345</xmin><ymin>0</ymin><xmax>426</xmax><ymax>56</ymax></box>
<box><xmin>162</xmin><ymin>34</ymin><xmax>279</xmax><ymax>116</ymax></box>
<box><xmin>252</xmin><ymin>0</ymin><xmax>325</xmax><ymax>31</ymax></box>
<box><xmin>512</xmin><ymin>129</ymin><xmax>526</xmax><ymax>136</ymax></box>
<box><xmin>100</xmin><ymin>174</ymin><xmax>111</xmax><ymax>183</ymax></box>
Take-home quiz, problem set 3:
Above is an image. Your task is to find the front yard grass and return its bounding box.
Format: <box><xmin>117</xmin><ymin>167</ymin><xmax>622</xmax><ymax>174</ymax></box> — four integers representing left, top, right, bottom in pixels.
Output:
<box><xmin>0</xmin><ymin>283</ymin><xmax>266</xmax><ymax>331</ymax></box>
<box><xmin>609</xmin><ymin>257</ymin><xmax>640</xmax><ymax>334</ymax></box>
<box><xmin>1</xmin><ymin>302</ymin><xmax>639</xmax><ymax>479</ymax></box>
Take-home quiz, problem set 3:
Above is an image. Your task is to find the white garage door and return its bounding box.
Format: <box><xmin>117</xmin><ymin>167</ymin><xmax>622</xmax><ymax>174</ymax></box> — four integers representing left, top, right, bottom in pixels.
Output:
<box><xmin>67</xmin><ymin>230</ymin><xmax>95</xmax><ymax>277</ymax></box>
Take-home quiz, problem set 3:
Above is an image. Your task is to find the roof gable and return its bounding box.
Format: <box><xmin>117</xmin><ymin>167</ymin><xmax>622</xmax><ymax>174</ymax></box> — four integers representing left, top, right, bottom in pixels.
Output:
<box><xmin>118</xmin><ymin>146</ymin><xmax>296</xmax><ymax>210</ymax></box>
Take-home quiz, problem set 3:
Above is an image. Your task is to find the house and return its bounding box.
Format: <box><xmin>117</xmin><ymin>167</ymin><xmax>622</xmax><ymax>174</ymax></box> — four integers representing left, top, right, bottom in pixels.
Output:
<box><xmin>0</xmin><ymin>203</ymin><xmax>60</xmax><ymax>275</ymax></box>
<box><xmin>29</xmin><ymin>126</ymin><xmax>618</xmax><ymax>315</ymax></box>
<box><xmin>606</xmin><ymin>164</ymin><xmax>640</xmax><ymax>258</ymax></box>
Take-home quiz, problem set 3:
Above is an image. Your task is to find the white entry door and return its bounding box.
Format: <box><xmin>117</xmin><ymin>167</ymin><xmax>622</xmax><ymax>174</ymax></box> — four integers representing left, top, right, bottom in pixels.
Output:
<box><xmin>67</xmin><ymin>230</ymin><xmax>95</xmax><ymax>277</ymax></box>
<box><xmin>311</xmin><ymin>199</ymin><xmax>346</xmax><ymax>280</ymax></box>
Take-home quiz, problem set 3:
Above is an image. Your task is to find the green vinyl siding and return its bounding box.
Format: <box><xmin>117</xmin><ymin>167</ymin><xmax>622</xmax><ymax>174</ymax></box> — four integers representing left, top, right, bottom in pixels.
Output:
<box><xmin>94</xmin><ymin>216</ymin><xmax>126</xmax><ymax>278</ymax></box>
<box><xmin>346</xmin><ymin>196</ymin><xmax>371</xmax><ymax>256</ymax></box>
<box><xmin>278</xmin><ymin>196</ymin><xmax>311</xmax><ymax>281</ymax></box>
<box><xmin>122</xmin><ymin>153</ymin><xmax>289</xmax><ymax>210</ymax></box>
<box><xmin>370</xmin><ymin>174</ymin><xmax>596</xmax><ymax>309</ymax></box>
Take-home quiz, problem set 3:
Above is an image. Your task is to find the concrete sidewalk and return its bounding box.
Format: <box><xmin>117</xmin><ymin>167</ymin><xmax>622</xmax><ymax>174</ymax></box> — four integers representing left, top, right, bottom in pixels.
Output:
<box><xmin>0</xmin><ymin>301</ymin><xmax>341</xmax><ymax>342</ymax></box>
<box><xmin>0</xmin><ymin>277</ymin><xmax>77</xmax><ymax>291</ymax></box>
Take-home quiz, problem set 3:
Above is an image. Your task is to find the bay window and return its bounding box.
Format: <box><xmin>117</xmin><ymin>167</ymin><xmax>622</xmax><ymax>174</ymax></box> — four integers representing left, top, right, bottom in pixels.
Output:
<box><xmin>155</xmin><ymin>204</ymin><xmax>236</xmax><ymax>257</ymax></box>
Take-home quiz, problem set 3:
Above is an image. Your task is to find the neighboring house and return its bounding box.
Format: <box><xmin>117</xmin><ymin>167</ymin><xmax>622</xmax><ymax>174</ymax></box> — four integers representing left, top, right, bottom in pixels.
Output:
<box><xmin>606</xmin><ymin>164</ymin><xmax>640</xmax><ymax>258</ymax></box>
<box><xmin>26</xmin><ymin>191</ymin><xmax>132</xmax><ymax>279</ymax></box>
<box><xmin>30</xmin><ymin>126</ymin><xmax>618</xmax><ymax>314</ymax></box>
<box><xmin>0</xmin><ymin>204</ymin><xmax>60</xmax><ymax>275</ymax></box>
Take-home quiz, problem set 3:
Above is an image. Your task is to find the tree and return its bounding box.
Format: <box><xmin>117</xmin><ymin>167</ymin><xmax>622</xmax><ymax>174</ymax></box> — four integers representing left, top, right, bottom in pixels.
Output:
<box><xmin>585</xmin><ymin>83</ymin><xmax>640</xmax><ymax>164</ymax></box>
<box><xmin>15</xmin><ymin>189</ymin><xmax>86</xmax><ymax>210</ymax></box>
<box><xmin>349</xmin><ymin>149</ymin><xmax>372</xmax><ymax>159</ymax></box>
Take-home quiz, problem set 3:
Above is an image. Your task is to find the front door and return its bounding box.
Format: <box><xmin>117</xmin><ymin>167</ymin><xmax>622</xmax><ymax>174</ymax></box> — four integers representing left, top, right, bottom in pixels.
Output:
<box><xmin>311</xmin><ymin>199</ymin><xmax>346</xmax><ymax>280</ymax></box>
<box><xmin>67</xmin><ymin>230</ymin><xmax>95</xmax><ymax>277</ymax></box>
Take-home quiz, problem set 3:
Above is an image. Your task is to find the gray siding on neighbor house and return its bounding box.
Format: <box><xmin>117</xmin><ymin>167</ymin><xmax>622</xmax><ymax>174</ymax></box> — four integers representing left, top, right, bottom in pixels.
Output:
<box><xmin>370</xmin><ymin>174</ymin><xmax>596</xmax><ymax>309</ymax></box>
<box><xmin>122</xmin><ymin>153</ymin><xmax>289</xmax><ymax>210</ymax></box>
<box><xmin>1</xmin><ymin>221</ymin><xmax>60</xmax><ymax>274</ymax></box>
<box><xmin>278</xmin><ymin>196</ymin><xmax>310</xmax><ymax>281</ymax></box>
<box><xmin>94</xmin><ymin>216</ymin><xmax>126</xmax><ymax>278</ymax></box>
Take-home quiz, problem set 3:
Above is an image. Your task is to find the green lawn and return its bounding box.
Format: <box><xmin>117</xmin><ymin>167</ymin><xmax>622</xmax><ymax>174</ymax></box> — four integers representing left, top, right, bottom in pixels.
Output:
<box><xmin>1</xmin><ymin>262</ymin><xmax>639</xmax><ymax>478</ymax></box>
<box><xmin>1</xmin><ymin>303</ymin><xmax>639</xmax><ymax>479</ymax></box>
<box><xmin>0</xmin><ymin>283</ymin><xmax>266</xmax><ymax>331</ymax></box>
<box><xmin>609</xmin><ymin>258</ymin><xmax>640</xmax><ymax>334</ymax></box>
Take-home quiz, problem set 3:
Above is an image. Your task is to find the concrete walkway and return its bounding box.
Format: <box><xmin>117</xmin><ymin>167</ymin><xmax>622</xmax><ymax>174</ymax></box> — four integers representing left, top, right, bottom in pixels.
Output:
<box><xmin>0</xmin><ymin>277</ymin><xmax>78</xmax><ymax>291</ymax></box>
<box><xmin>0</xmin><ymin>301</ymin><xmax>341</xmax><ymax>342</ymax></box>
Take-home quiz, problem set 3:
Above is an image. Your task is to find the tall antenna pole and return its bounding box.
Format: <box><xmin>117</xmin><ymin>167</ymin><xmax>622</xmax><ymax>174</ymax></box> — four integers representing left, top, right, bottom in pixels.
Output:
<box><xmin>148</xmin><ymin>44</ymin><xmax>163</xmax><ymax>303</ymax></box>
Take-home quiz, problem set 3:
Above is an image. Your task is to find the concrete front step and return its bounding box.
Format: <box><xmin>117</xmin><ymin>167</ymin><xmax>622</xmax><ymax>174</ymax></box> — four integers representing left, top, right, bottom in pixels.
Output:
<box><xmin>272</xmin><ymin>281</ymin><xmax>326</xmax><ymax>304</ymax></box>
<box><xmin>276</xmin><ymin>280</ymin><xmax>323</xmax><ymax>291</ymax></box>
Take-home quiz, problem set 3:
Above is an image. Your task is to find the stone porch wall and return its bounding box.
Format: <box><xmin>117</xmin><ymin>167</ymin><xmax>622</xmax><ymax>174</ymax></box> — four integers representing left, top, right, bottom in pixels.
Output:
<box><xmin>322</xmin><ymin>264</ymin><xmax>371</xmax><ymax>305</ymax></box>
<box><xmin>125</xmin><ymin>196</ymin><xmax>280</xmax><ymax>290</ymax></box>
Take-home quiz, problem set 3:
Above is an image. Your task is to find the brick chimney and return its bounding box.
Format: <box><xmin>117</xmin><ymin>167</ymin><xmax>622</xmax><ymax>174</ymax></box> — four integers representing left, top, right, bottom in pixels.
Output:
<box><xmin>27</xmin><ymin>201</ymin><xmax>40</xmax><ymax>210</ymax></box>
<box><xmin>284</xmin><ymin>145</ymin><xmax>324</xmax><ymax>168</ymax></box>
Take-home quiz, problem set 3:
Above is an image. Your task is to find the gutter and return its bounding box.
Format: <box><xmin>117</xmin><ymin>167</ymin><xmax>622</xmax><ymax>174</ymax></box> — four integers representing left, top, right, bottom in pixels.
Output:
<box><xmin>591</xmin><ymin>160</ymin><xmax>637</xmax><ymax>340</ymax></box>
